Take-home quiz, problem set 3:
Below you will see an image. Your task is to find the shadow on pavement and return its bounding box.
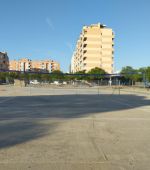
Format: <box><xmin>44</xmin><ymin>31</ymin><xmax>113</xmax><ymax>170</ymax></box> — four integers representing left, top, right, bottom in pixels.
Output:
<box><xmin>0</xmin><ymin>94</ymin><xmax>150</xmax><ymax>148</ymax></box>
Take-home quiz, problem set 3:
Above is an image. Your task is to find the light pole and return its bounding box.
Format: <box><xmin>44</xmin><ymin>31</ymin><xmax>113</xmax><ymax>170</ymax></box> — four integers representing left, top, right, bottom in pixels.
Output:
<box><xmin>141</xmin><ymin>71</ymin><xmax>147</xmax><ymax>88</ymax></box>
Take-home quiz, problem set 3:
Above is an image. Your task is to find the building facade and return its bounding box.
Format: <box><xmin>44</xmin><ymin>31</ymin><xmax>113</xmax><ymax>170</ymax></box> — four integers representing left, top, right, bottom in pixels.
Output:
<box><xmin>0</xmin><ymin>52</ymin><xmax>9</xmax><ymax>70</ymax></box>
<box><xmin>9</xmin><ymin>58</ymin><xmax>60</xmax><ymax>72</ymax></box>
<box><xmin>71</xmin><ymin>23</ymin><xmax>114</xmax><ymax>74</ymax></box>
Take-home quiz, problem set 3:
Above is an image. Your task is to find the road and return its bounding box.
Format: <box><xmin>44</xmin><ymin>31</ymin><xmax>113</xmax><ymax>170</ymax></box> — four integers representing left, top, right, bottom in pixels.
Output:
<box><xmin>0</xmin><ymin>86</ymin><xmax>150</xmax><ymax>170</ymax></box>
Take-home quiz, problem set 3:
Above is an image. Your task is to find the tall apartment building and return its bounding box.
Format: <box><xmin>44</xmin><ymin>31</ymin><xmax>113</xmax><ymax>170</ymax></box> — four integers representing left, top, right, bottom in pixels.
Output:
<box><xmin>9</xmin><ymin>58</ymin><xmax>60</xmax><ymax>73</ymax></box>
<box><xmin>0</xmin><ymin>52</ymin><xmax>9</xmax><ymax>70</ymax></box>
<box><xmin>71</xmin><ymin>23</ymin><xmax>114</xmax><ymax>74</ymax></box>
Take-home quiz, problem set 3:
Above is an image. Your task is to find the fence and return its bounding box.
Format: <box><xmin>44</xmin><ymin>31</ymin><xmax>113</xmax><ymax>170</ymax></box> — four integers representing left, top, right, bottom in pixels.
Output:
<box><xmin>0</xmin><ymin>70</ymin><xmax>150</xmax><ymax>97</ymax></box>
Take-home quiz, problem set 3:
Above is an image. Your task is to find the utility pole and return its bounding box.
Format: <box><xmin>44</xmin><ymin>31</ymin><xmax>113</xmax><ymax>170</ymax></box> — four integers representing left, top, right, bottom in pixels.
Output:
<box><xmin>142</xmin><ymin>71</ymin><xmax>146</xmax><ymax>88</ymax></box>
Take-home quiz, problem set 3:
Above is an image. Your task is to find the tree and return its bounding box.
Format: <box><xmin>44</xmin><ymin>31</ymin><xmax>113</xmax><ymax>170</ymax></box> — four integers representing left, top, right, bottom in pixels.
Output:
<box><xmin>121</xmin><ymin>66</ymin><xmax>135</xmax><ymax>74</ymax></box>
<box><xmin>145</xmin><ymin>67</ymin><xmax>150</xmax><ymax>81</ymax></box>
<box><xmin>51</xmin><ymin>70</ymin><xmax>63</xmax><ymax>74</ymax></box>
<box><xmin>87</xmin><ymin>67</ymin><xmax>106</xmax><ymax>80</ymax></box>
<box><xmin>51</xmin><ymin>70</ymin><xmax>64</xmax><ymax>81</ymax></box>
<box><xmin>121</xmin><ymin>66</ymin><xmax>142</xmax><ymax>84</ymax></box>
<box><xmin>41</xmin><ymin>74</ymin><xmax>50</xmax><ymax>82</ymax></box>
<box><xmin>74</xmin><ymin>70</ymin><xmax>86</xmax><ymax>80</ymax></box>
<box><xmin>75</xmin><ymin>70</ymin><xmax>86</xmax><ymax>74</ymax></box>
<box><xmin>88</xmin><ymin>67</ymin><xmax>106</xmax><ymax>75</ymax></box>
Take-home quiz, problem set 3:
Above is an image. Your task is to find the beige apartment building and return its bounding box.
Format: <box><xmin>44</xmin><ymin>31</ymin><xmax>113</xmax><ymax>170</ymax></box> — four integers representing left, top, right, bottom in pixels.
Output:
<box><xmin>71</xmin><ymin>23</ymin><xmax>114</xmax><ymax>74</ymax></box>
<box><xmin>0</xmin><ymin>52</ymin><xmax>9</xmax><ymax>70</ymax></box>
<box><xmin>10</xmin><ymin>58</ymin><xmax>60</xmax><ymax>72</ymax></box>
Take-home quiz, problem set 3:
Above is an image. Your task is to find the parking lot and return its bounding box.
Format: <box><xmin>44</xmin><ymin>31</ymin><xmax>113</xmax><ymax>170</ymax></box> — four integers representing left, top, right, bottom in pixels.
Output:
<box><xmin>0</xmin><ymin>85</ymin><xmax>150</xmax><ymax>170</ymax></box>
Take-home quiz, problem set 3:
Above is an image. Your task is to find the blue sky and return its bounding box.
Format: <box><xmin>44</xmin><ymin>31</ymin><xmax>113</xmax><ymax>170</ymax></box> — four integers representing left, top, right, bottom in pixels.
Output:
<box><xmin>0</xmin><ymin>0</ymin><xmax>150</xmax><ymax>72</ymax></box>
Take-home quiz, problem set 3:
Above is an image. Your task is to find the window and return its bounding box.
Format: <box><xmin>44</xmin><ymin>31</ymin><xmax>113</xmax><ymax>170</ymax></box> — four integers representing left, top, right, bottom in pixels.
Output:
<box><xmin>83</xmin><ymin>44</ymin><xmax>87</xmax><ymax>48</ymax></box>
<box><xmin>83</xmin><ymin>57</ymin><xmax>87</xmax><ymax>60</ymax></box>
<box><xmin>83</xmin><ymin>37</ymin><xmax>87</xmax><ymax>41</ymax></box>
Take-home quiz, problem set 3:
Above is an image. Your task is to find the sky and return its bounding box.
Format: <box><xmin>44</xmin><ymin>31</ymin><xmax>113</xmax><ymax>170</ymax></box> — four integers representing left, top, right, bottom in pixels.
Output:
<box><xmin>0</xmin><ymin>0</ymin><xmax>150</xmax><ymax>72</ymax></box>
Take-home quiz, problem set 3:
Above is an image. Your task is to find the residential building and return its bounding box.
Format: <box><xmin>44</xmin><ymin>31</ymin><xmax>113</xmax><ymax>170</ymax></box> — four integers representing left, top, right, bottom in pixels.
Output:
<box><xmin>9</xmin><ymin>59</ymin><xmax>19</xmax><ymax>71</ymax></box>
<box><xmin>31</xmin><ymin>60</ymin><xmax>60</xmax><ymax>72</ymax></box>
<box><xmin>0</xmin><ymin>52</ymin><xmax>9</xmax><ymax>70</ymax></box>
<box><xmin>71</xmin><ymin>23</ymin><xmax>114</xmax><ymax>74</ymax></box>
<box><xmin>9</xmin><ymin>58</ymin><xmax>60</xmax><ymax>72</ymax></box>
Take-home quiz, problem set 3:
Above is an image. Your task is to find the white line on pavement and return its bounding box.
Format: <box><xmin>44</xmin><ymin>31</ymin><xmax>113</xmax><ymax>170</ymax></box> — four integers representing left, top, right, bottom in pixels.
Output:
<box><xmin>0</xmin><ymin>97</ymin><xmax>16</xmax><ymax>104</ymax></box>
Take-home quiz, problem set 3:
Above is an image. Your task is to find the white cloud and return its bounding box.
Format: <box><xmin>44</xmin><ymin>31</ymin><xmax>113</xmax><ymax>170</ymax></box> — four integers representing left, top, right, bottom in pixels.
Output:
<box><xmin>46</xmin><ymin>17</ymin><xmax>54</xmax><ymax>30</ymax></box>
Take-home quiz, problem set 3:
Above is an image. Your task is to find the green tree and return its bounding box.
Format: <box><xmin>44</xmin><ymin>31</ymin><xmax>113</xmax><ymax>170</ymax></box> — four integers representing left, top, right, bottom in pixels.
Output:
<box><xmin>74</xmin><ymin>70</ymin><xmax>86</xmax><ymax>80</ymax></box>
<box><xmin>146</xmin><ymin>67</ymin><xmax>150</xmax><ymax>81</ymax></box>
<box><xmin>0</xmin><ymin>72</ymin><xmax>6</xmax><ymax>81</ymax></box>
<box><xmin>121</xmin><ymin>66</ymin><xmax>135</xmax><ymax>74</ymax></box>
<box><xmin>51</xmin><ymin>70</ymin><xmax>64</xmax><ymax>81</ymax></box>
<box><xmin>51</xmin><ymin>70</ymin><xmax>63</xmax><ymax>74</ymax></box>
<box><xmin>88</xmin><ymin>67</ymin><xmax>106</xmax><ymax>80</ymax></box>
<box><xmin>88</xmin><ymin>67</ymin><xmax>106</xmax><ymax>74</ymax></box>
<box><xmin>121</xmin><ymin>66</ymin><xmax>142</xmax><ymax>84</ymax></box>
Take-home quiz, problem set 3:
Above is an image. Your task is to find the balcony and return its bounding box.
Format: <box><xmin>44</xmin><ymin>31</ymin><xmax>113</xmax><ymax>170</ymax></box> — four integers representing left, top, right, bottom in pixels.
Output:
<box><xmin>83</xmin><ymin>44</ymin><xmax>87</xmax><ymax>48</ymax></box>
<box><xmin>83</xmin><ymin>50</ymin><xmax>87</xmax><ymax>54</ymax></box>
<box><xmin>83</xmin><ymin>37</ymin><xmax>87</xmax><ymax>41</ymax></box>
<box><xmin>83</xmin><ymin>57</ymin><xmax>87</xmax><ymax>60</ymax></box>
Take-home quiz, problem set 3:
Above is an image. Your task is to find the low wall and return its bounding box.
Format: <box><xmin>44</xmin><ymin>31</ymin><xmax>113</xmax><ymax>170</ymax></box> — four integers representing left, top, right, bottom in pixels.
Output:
<box><xmin>14</xmin><ymin>79</ymin><xmax>25</xmax><ymax>87</ymax></box>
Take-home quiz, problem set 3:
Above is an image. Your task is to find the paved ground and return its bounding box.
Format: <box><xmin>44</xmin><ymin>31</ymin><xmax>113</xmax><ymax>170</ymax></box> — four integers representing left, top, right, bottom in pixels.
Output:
<box><xmin>0</xmin><ymin>85</ymin><xmax>150</xmax><ymax>170</ymax></box>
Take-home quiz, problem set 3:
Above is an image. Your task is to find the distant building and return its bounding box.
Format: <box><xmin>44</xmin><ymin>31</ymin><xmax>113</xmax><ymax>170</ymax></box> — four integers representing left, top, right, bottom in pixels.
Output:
<box><xmin>0</xmin><ymin>52</ymin><xmax>9</xmax><ymax>70</ymax></box>
<box><xmin>9</xmin><ymin>59</ymin><xmax>19</xmax><ymax>71</ymax></box>
<box><xmin>9</xmin><ymin>58</ymin><xmax>60</xmax><ymax>72</ymax></box>
<box><xmin>71</xmin><ymin>23</ymin><xmax>114</xmax><ymax>74</ymax></box>
<box><xmin>31</xmin><ymin>60</ymin><xmax>60</xmax><ymax>72</ymax></box>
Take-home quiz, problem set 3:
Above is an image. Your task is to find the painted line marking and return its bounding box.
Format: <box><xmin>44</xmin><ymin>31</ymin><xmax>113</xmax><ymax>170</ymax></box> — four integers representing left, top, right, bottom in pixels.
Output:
<box><xmin>0</xmin><ymin>97</ymin><xmax>16</xmax><ymax>104</ymax></box>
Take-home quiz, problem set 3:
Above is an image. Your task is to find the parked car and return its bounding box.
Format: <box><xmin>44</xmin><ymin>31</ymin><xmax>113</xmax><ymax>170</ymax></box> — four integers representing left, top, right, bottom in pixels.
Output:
<box><xmin>62</xmin><ymin>81</ymin><xmax>67</xmax><ymax>85</ymax></box>
<box><xmin>145</xmin><ymin>82</ymin><xmax>150</xmax><ymax>88</ymax></box>
<box><xmin>29</xmin><ymin>80</ymin><xmax>40</xmax><ymax>85</ymax></box>
<box><xmin>0</xmin><ymin>80</ymin><xmax>6</xmax><ymax>84</ymax></box>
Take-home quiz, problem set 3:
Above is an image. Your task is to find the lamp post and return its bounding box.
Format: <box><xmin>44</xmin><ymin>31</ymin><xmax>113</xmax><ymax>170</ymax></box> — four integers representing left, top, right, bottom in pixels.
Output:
<box><xmin>141</xmin><ymin>71</ymin><xmax>146</xmax><ymax>88</ymax></box>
